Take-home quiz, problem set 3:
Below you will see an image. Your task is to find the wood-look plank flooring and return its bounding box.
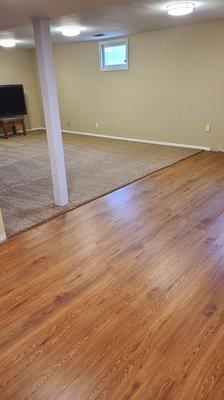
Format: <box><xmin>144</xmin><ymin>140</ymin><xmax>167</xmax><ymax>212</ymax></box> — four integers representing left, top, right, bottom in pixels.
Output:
<box><xmin>1</xmin><ymin>151</ymin><xmax>224</xmax><ymax>400</ymax></box>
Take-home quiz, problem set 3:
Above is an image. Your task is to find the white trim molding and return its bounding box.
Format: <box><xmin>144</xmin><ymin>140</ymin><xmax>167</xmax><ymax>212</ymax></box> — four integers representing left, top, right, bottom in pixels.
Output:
<box><xmin>27</xmin><ymin>127</ymin><xmax>46</xmax><ymax>131</ymax></box>
<box><xmin>0</xmin><ymin>127</ymin><xmax>45</xmax><ymax>137</ymax></box>
<box><xmin>27</xmin><ymin>127</ymin><xmax>211</xmax><ymax>151</ymax></box>
<box><xmin>210</xmin><ymin>146</ymin><xmax>224</xmax><ymax>153</ymax></box>
<box><xmin>61</xmin><ymin>129</ymin><xmax>211</xmax><ymax>151</ymax></box>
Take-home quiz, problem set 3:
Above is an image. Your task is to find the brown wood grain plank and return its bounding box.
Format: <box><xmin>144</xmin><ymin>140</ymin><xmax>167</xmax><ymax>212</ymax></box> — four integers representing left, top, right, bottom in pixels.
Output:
<box><xmin>0</xmin><ymin>151</ymin><xmax>224</xmax><ymax>399</ymax></box>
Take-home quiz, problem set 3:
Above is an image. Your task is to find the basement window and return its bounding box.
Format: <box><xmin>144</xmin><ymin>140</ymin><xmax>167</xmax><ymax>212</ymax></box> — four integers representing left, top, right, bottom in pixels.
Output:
<box><xmin>99</xmin><ymin>38</ymin><xmax>128</xmax><ymax>71</ymax></box>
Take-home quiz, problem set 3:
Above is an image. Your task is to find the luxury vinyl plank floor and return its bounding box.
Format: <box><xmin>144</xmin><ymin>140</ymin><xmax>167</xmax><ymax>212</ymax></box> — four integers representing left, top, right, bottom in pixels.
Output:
<box><xmin>0</xmin><ymin>151</ymin><xmax>224</xmax><ymax>399</ymax></box>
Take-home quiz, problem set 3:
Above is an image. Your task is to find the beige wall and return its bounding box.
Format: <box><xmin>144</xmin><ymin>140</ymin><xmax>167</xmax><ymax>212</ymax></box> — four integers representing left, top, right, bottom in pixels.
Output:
<box><xmin>0</xmin><ymin>48</ymin><xmax>42</xmax><ymax>129</ymax></box>
<box><xmin>50</xmin><ymin>19</ymin><xmax>224</xmax><ymax>148</ymax></box>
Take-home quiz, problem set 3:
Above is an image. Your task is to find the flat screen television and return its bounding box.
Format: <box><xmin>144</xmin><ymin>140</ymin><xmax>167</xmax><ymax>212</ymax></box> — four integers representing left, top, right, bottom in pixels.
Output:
<box><xmin>0</xmin><ymin>84</ymin><xmax>27</xmax><ymax>118</ymax></box>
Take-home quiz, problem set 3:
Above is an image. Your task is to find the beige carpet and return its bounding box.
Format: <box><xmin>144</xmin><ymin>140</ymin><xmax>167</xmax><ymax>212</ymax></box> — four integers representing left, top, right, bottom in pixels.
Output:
<box><xmin>0</xmin><ymin>131</ymin><xmax>200</xmax><ymax>237</ymax></box>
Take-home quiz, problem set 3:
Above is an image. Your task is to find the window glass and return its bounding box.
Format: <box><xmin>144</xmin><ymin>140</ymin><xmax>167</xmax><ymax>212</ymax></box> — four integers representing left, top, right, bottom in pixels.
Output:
<box><xmin>103</xmin><ymin>44</ymin><xmax>127</xmax><ymax>68</ymax></box>
<box><xmin>99</xmin><ymin>38</ymin><xmax>128</xmax><ymax>71</ymax></box>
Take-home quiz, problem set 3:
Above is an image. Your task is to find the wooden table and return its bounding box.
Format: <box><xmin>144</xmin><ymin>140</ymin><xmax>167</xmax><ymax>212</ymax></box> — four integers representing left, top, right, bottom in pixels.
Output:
<box><xmin>0</xmin><ymin>116</ymin><xmax>27</xmax><ymax>139</ymax></box>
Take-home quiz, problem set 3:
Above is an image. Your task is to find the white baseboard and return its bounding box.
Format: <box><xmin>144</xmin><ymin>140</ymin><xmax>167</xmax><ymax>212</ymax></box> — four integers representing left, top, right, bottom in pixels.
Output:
<box><xmin>19</xmin><ymin>127</ymin><xmax>45</xmax><ymax>133</ymax></box>
<box><xmin>0</xmin><ymin>233</ymin><xmax>6</xmax><ymax>243</ymax></box>
<box><xmin>210</xmin><ymin>146</ymin><xmax>224</xmax><ymax>153</ymax></box>
<box><xmin>61</xmin><ymin>129</ymin><xmax>210</xmax><ymax>151</ymax></box>
<box><xmin>27</xmin><ymin>127</ymin><xmax>45</xmax><ymax>132</ymax></box>
<box><xmin>0</xmin><ymin>127</ymin><xmax>45</xmax><ymax>137</ymax></box>
<box><xmin>20</xmin><ymin>126</ymin><xmax>210</xmax><ymax>151</ymax></box>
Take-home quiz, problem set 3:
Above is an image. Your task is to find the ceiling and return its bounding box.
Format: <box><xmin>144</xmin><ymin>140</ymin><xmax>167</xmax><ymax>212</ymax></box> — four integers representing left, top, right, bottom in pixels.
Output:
<box><xmin>0</xmin><ymin>0</ymin><xmax>224</xmax><ymax>48</ymax></box>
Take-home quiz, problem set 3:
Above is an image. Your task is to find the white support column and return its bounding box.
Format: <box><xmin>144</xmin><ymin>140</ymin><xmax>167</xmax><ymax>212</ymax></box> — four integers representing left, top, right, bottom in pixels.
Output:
<box><xmin>0</xmin><ymin>209</ymin><xmax>6</xmax><ymax>243</ymax></box>
<box><xmin>32</xmin><ymin>17</ymin><xmax>68</xmax><ymax>206</ymax></box>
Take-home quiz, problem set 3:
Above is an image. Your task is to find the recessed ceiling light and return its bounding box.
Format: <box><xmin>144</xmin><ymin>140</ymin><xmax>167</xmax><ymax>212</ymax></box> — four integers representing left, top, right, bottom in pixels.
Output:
<box><xmin>167</xmin><ymin>2</ymin><xmax>195</xmax><ymax>16</ymax></box>
<box><xmin>0</xmin><ymin>38</ymin><xmax>16</xmax><ymax>48</ymax></box>
<box><xmin>59</xmin><ymin>26</ymin><xmax>81</xmax><ymax>37</ymax></box>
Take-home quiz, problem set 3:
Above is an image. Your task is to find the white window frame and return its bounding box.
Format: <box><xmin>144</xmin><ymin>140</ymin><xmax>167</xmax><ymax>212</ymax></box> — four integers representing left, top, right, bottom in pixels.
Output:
<box><xmin>98</xmin><ymin>38</ymin><xmax>129</xmax><ymax>72</ymax></box>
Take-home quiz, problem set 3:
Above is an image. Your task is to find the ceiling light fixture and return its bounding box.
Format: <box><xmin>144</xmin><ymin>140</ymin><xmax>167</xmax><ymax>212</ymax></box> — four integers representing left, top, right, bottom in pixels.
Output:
<box><xmin>0</xmin><ymin>38</ymin><xmax>16</xmax><ymax>48</ymax></box>
<box><xmin>167</xmin><ymin>2</ymin><xmax>195</xmax><ymax>16</ymax></box>
<box><xmin>59</xmin><ymin>26</ymin><xmax>81</xmax><ymax>37</ymax></box>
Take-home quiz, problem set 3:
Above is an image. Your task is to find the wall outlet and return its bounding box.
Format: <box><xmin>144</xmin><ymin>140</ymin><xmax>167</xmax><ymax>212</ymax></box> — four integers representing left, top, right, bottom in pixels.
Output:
<box><xmin>204</xmin><ymin>125</ymin><xmax>211</xmax><ymax>133</ymax></box>
<box><xmin>96</xmin><ymin>122</ymin><xmax>99</xmax><ymax>128</ymax></box>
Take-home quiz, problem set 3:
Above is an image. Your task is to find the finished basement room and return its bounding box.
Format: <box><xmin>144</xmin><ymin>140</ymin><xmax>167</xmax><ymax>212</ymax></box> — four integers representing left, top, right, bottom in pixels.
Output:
<box><xmin>0</xmin><ymin>1</ymin><xmax>224</xmax><ymax>399</ymax></box>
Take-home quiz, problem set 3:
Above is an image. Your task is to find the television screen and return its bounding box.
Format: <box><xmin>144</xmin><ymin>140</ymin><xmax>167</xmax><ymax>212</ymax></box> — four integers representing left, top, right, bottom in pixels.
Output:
<box><xmin>0</xmin><ymin>85</ymin><xmax>27</xmax><ymax>118</ymax></box>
